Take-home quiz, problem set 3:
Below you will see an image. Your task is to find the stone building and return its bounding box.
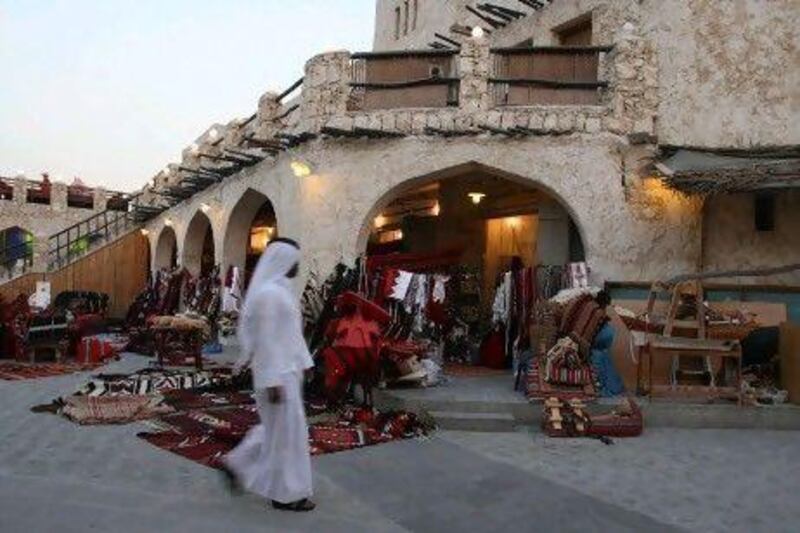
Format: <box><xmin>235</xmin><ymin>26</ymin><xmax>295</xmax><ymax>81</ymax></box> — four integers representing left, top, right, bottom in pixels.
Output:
<box><xmin>0</xmin><ymin>175</ymin><xmax>128</xmax><ymax>281</ymax></box>
<box><xmin>2</xmin><ymin>0</ymin><xmax>798</xmax><ymax>314</ymax></box>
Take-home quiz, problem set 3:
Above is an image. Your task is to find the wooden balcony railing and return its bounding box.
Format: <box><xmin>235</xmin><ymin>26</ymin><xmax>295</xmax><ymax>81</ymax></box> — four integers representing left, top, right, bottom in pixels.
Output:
<box><xmin>348</xmin><ymin>50</ymin><xmax>460</xmax><ymax>111</ymax></box>
<box><xmin>490</xmin><ymin>45</ymin><xmax>612</xmax><ymax>106</ymax></box>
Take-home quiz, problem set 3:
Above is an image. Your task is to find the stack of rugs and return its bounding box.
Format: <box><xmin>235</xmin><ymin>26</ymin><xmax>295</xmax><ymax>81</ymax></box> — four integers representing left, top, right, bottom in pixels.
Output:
<box><xmin>527</xmin><ymin>292</ymin><xmax>606</xmax><ymax>402</ymax></box>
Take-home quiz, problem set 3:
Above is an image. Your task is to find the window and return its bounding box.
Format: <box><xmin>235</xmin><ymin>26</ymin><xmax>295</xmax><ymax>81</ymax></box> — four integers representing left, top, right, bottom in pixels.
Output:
<box><xmin>554</xmin><ymin>13</ymin><xmax>593</xmax><ymax>46</ymax></box>
<box><xmin>403</xmin><ymin>0</ymin><xmax>409</xmax><ymax>35</ymax></box>
<box><xmin>394</xmin><ymin>6</ymin><xmax>401</xmax><ymax>39</ymax></box>
<box><xmin>754</xmin><ymin>193</ymin><xmax>775</xmax><ymax>231</ymax></box>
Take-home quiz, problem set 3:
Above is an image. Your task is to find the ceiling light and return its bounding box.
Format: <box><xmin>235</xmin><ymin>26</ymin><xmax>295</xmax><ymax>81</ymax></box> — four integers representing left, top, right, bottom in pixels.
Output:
<box><xmin>291</xmin><ymin>160</ymin><xmax>313</xmax><ymax>178</ymax></box>
<box><xmin>468</xmin><ymin>192</ymin><xmax>486</xmax><ymax>205</ymax></box>
<box><xmin>471</xmin><ymin>26</ymin><xmax>485</xmax><ymax>39</ymax></box>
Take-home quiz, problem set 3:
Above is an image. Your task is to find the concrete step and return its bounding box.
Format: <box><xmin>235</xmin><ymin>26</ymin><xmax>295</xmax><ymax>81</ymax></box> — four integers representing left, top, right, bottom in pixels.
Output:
<box><xmin>429</xmin><ymin>410</ymin><xmax>516</xmax><ymax>432</ymax></box>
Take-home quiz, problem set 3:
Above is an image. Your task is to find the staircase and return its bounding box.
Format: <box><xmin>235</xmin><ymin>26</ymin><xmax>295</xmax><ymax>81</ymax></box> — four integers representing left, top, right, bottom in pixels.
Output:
<box><xmin>0</xmin><ymin>193</ymin><xmax>167</xmax><ymax>285</ymax></box>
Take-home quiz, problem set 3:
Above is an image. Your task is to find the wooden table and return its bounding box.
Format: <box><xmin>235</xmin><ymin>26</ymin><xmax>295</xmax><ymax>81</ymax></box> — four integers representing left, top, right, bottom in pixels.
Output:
<box><xmin>646</xmin><ymin>335</ymin><xmax>742</xmax><ymax>404</ymax></box>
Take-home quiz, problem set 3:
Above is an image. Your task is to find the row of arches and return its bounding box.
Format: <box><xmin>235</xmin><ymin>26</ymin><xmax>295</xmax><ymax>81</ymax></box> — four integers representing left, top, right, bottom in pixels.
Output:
<box><xmin>151</xmin><ymin>163</ymin><xmax>586</xmax><ymax>297</ymax></box>
<box><xmin>153</xmin><ymin>189</ymin><xmax>278</xmax><ymax>286</ymax></box>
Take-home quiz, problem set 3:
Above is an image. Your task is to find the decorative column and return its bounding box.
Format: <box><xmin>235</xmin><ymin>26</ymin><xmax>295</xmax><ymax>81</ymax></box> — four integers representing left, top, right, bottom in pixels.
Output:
<box><xmin>457</xmin><ymin>37</ymin><xmax>491</xmax><ymax>115</ymax></box>
<box><xmin>299</xmin><ymin>51</ymin><xmax>351</xmax><ymax>132</ymax></box>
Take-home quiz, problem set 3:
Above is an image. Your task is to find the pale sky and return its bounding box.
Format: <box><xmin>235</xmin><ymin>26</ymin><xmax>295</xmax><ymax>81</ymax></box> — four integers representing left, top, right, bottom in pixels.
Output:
<box><xmin>0</xmin><ymin>0</ymin><xmax>375</xmax><ymax>192</ymax></box>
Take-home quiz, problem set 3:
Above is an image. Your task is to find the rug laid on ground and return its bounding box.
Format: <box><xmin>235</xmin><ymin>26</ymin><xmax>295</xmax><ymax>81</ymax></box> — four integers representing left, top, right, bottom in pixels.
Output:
<box><xmin>526</xmin><ymin>358</ymin><xmax>596</xmax><ymax>403</ymax></box>
<box><xmin>137</xmin><ymin>404</ymin><xmax>430</xmax><ymax>469</ymax></box>
<box><xmin>443</xmin><ymin>363</ymin><xmax>508</xmax><ymax>378</ymax></box>
<box><xmin>0</xmin><ymin>361</ymin><xmax>102</xmax><ymax>381</ymax></box>
<box><xmin>61</xmin><ymin>395</ymin><xmax>175</xmax><ymax>425</ymax></box>
<box><xmin>75</xmin><ymin>367</ymin><xmax>235</xmax><ymax>396</ymax></box>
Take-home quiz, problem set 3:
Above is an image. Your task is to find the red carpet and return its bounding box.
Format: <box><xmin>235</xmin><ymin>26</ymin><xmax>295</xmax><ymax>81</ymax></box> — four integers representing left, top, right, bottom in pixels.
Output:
<box><xmin>0</xmin><ymin>361</ymin><xmax>102</xmax><ymax>381</ymax></box>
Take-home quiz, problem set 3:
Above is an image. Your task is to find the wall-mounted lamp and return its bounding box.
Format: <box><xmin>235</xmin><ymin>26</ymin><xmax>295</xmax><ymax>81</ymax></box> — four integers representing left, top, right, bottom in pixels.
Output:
<box><xmin>471</xmin><ymin>26</ymin><xmax>485</xmax><ymax>39</ymax></box>
<box><xmin>164</xmin><ymin>218</ymin><xmax>173</xmax><ymax>227</ymax></box>
<box><xmin>468</xmin><ymin>192</ymin><xmax>486</xmax><ymax>205</ymax></box>
<box><xmin>291</xmin><ymin>160</ymin><xmax>313</xmax><ymax>178</ymax></box>
<box><xmin>432</xmin><ymin>202</ymin><xmax>441</xmax><ymax>216</ymax></box>
<box><xmin>200</xmin><ymin>202</ymin><xmax>211</xmax><ymax>214</ymax></box>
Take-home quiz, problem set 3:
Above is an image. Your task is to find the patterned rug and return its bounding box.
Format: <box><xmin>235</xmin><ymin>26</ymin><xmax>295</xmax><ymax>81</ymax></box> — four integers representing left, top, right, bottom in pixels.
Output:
<box><xmin>443</xmin><ymin>363</ymin><xmax>509</xmax><ymax>378</ymax></box>
<box><xmin>0</xmin><ymin>361</ymin><xmax>102</xmax><ymax>381</ymax></box>
<box><xmin>526</xmin><ymin>358</ymin><xmax>596</xmax><ymax>403</ymax></box>
<box><xmin>61</xmin><ymin>395</ymin><xmax>174</xmax><ymax>425</ymax></box>
<box><xmin>138</xmin><ymin>404</ymin><xmax>429</xmax><ymax>469</ymax></box>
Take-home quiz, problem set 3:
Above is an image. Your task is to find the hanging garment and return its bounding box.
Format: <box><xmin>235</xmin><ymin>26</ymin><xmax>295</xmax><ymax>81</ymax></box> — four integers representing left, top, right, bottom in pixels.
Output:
<box><xmin>390</xmin><ymin>271</ymin><xmax>414</xmax><ymax>301</ymax></box>
<box><xmin>491</xmin><ymin>272</ymin><xmax>512</xmax><ymax>325</ymax></box>
<box><xmin>225</xmin><ymin>241</ymin><xmax>314</xmax><ymax>504</ymax></box>
<box><xmin>222</xmin><ymin>266</ymin><xmax>242</xmax><ymax>314</ymax></box>
<box><xmin>432</xmin><ymin>275</ymin><xmax>449</xmax><ymax>303</ymax></box>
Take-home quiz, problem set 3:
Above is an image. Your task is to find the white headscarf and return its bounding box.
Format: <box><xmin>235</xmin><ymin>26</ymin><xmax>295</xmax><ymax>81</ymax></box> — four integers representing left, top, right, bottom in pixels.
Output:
<box><xmin>238</xmin><ymin>240</ymin><xmax>300</xmax><ymax>354</ymax></box>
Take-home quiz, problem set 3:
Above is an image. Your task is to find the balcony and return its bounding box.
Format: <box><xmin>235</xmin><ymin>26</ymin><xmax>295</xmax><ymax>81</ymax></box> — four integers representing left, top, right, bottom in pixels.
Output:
<box><xmin>490</xmin><ymin>46</ymin><xmax>612</xmax><ymax>106</ymax></box>
<box><xmin>348</xmin><ymin>50</ymin><xmax>460</xmax><ymax>111</ymax></box>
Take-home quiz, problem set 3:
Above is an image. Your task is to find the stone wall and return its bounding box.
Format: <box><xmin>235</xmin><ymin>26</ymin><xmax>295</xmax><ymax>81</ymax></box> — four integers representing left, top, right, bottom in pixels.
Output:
<box><xmin>702</xmin><ymin>191</ymin><xmax>800</xmax><ymax>286</ymax></box>
<box><xmin>0</xmin><ymin>179</ymin><xmax>117</xmax><ymax>273</ymax></box>
<box><xmin>144</xmin><ymin>133</ymin><xmax>702</xmax><ymax>288</ymax></box>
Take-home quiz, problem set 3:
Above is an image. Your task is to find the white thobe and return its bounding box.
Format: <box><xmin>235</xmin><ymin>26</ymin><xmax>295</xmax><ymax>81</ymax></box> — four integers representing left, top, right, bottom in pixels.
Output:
<box><xmin>223</xmin><ymin>242</ymin><xmax>314</xmax><ymax>504</ymax></box>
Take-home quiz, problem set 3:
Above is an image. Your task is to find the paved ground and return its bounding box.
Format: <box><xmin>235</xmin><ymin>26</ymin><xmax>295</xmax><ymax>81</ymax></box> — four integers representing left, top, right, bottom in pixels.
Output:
<box><xmin>0</xmin><ymin>354</ymin><xmax>797</xmax><ymax>532</ymax></box>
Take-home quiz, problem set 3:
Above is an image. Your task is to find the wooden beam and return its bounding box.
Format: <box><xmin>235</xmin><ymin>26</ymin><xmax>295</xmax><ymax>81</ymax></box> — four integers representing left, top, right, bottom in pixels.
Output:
<box><xmin>277</xmin><ymin>77</ymin><xmax>304</xmax><ymax>102</ymax></box>
<box><xmin>489</xmin><ymin>77</ymin><xmax>608</xmax><ymax>89</ymax></box>
<box><xmin>465</xmin><ymin>5</ymin><xmax>506</xmax><ymax>29</ymax></box>
<box><xmin>434</xmin><ymin>32</ymin><xmax>462</xmax><ymax>48</ymax></box>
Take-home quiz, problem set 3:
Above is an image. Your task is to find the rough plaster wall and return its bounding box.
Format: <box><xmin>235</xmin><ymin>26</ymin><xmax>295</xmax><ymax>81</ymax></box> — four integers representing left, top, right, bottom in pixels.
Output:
<box><xmin>643</xmin><ymin>0</ymin><xmax>799</xmax><ymax>147</ymax></box>
<box><xmin>145</xmin><ymin>133</ymin><xmax>702</xmax><ymax>288</ymax></box>
<box><xmin>702</xmin><ymin>191</ymin><xmax>800</xmax><ymax>286</ymax></box>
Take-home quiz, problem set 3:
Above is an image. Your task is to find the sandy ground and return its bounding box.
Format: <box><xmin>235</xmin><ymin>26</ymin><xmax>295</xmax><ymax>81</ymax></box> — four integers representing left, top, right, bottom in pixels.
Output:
<box><xmin>0</xmin><ymin>353</ymin><xmax>797</xmax><ymax>532</ymax></box>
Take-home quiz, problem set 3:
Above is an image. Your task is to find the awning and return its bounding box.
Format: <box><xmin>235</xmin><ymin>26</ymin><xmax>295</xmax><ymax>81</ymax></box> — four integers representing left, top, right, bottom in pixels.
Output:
<box><xmin>654</xmin><ymin>146</ymin><xmax>800</xmax><ymax>195</ymax></box>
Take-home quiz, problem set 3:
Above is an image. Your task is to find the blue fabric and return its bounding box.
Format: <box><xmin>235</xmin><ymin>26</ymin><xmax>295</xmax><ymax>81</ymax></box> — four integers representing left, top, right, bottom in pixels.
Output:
<box><xmin>590</xmin><ymin>323</ymin><xmax>624</xmax><ymax>397</ymax></box>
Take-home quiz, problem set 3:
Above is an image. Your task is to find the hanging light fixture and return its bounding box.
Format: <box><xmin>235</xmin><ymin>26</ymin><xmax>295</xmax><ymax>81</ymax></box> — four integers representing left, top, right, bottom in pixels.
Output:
<box><xmin>164</xmin><ymin>218</ymin><xmax>173</xmax><ymax>227</ymax></box>
<box><xmin>140</xmin><ymin>228</ymin><xmax>150</xmax><ymax>236</ymax></box>
<box><xmin>200</xmin><ymin>202</ymin><xmax>211</xmax><ymax>214</ymax></box>
<box><xmin>374</xmin><ymin>215</ymin><xmax>387</xmax><ymax>228</ymax></box>
<box><xmin>291</xmin><ymin>160</ymin><xmax>313</xmax><ymax>178</ymax></box>
<box><xmin>471</xmin><ymin>26</ymin><xmax>485</xmax><ymax>39</ymax></box>
<box><xmin>468</xmin><ymin>192</ymin><xmax>486</xmax><ymax>205</ymax></box>
<box><xmin>432</xmin><ymin>202</ymin><xmax>441</xmax><ymax>216</ymax></box>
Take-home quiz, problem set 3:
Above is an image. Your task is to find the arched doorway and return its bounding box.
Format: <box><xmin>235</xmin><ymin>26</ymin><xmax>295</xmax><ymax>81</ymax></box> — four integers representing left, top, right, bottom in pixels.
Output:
<box><xmin>359</xmin><ymin>163</ymin><xmax>586</xmax><ymax>368</ymax></box>
<box><xmin>154</xmin><ymin>226</ymin><xmax>178</xmax><ymax>271</ymax></box>
<box><xmin>183</xmin><ymin>211</ymin><xmax>216</xmax><ymax>277</ymax></box>
<box><xmin>223</xmin><ymin>189</ymin><xmax>278</xmax><ymax>288</ymax></box>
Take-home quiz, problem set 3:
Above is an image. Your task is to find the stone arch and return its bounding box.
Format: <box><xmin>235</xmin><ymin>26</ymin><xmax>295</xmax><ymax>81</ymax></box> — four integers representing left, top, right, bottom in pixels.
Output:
<box><xmin>222</xmin><ymin>188</ymin><xmax>278</xmax><ymax>279</ymax></box>
<box><xmin>182</xmin><ymin>210</ymin><xmax>216</xmax><ymax>276</ymax></box>
<box><xmin>354</xmin><ymin>161</ymin><xmax>587</xmax><ymax>262</ymax></box>
<box><xmin>153</xmin><ymin>226</ymin><xmax>178</xmax><ymax>271</ymax></box>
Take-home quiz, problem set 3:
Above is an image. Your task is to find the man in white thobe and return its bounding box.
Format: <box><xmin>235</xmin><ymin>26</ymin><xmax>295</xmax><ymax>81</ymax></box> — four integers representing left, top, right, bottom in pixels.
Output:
<box><xmin>223</xmin><ymin>238</ymin><xmax>316</xmax><ymax>512</ymax></box>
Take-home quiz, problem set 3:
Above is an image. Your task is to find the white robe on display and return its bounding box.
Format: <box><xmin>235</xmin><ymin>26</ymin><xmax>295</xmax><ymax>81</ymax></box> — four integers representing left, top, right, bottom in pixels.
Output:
<box><xmin>224</xmin><ymin>241</ymin><xmax>314</xmax><ymax>504</ymax></box>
